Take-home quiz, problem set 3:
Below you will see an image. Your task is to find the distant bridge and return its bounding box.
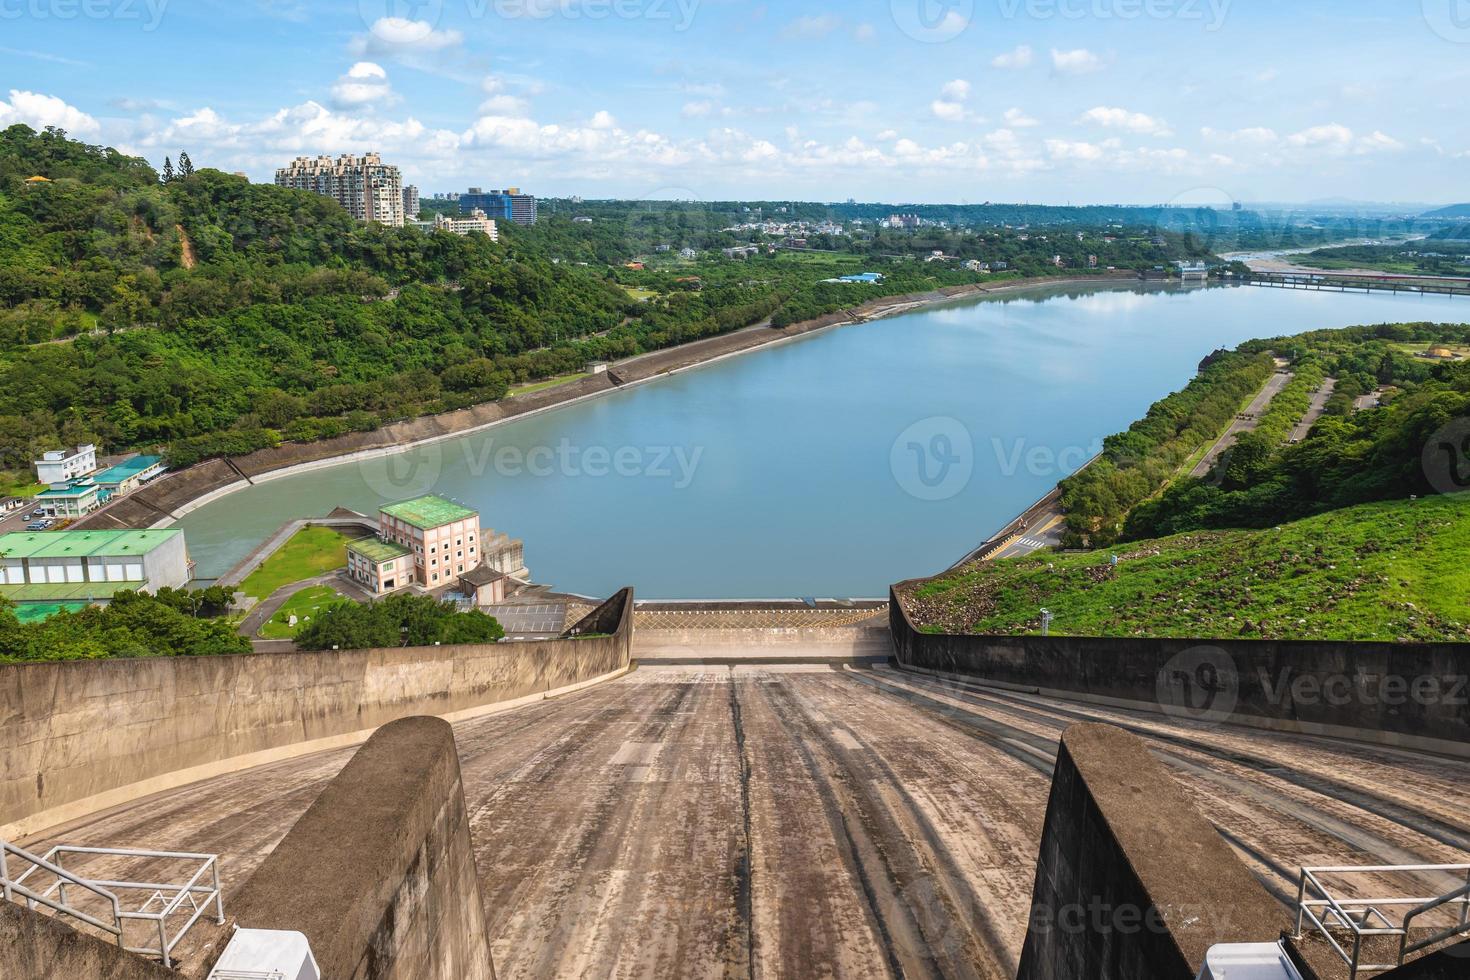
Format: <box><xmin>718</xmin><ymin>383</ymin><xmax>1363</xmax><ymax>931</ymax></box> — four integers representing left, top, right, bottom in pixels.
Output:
<box><xmin>1247</xmin><ymin>269</ymin><xmax>1470</xmax><ymax>297</ymax></box>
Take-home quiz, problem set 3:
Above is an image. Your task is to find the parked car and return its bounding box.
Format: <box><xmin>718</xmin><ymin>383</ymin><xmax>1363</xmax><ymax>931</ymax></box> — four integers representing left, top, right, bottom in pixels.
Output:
<box><xmin>25</xmin><ymin>521</ymin><xmax>47</xmax><ymax>531</ymax></box>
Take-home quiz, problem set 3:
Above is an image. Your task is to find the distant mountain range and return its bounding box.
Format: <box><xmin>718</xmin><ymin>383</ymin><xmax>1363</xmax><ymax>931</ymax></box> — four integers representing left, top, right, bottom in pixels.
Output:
<box><xmin>1422</xmin><ymin>203</ymin><xmax>1470</xmax><ymax>219</ymax></box>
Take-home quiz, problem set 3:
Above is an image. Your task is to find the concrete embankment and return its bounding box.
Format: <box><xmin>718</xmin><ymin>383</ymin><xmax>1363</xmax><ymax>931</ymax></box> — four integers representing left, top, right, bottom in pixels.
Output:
<box><xmin>190</xmin><ymin>717</ymin><xmax>496</xmax><ymax>980</ymax></box>
<box><xmin>72</xmin><ymin>272</ymin><xmax>1139</xmax><ymax>533</ymax></box>
<box><xmin>633</xmin><ymin>626</ymin><xmax>893</xmax><ymax>665</ymax></box>
<box><xmin>0</xmin><ymin>589</ymin><xmax>633</xmax><ymax>839</ymax></box>
<box><xmin>890</xmin><ymin>588</ymin><xmax>1470</xmax><ymax>758</ymax></box>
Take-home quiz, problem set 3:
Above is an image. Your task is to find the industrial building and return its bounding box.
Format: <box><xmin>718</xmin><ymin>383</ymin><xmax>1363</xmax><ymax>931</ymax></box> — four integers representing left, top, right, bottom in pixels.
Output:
<box><xmin>34</xmin><ymin>444</ymin><xmax>97</xmax><ymax>485</ymax></box>
<box><xmin>93</xmin><ymin>455</ymin><xmax>166</xmax><ymax>496</ymax></box>
<box><xmin>346</xmin><ymin>495</ymin><xmax>528</xmax><ymax>601</ymax></box>
<box><xmin>0</xmin><ymin>529</ymin><xmax>192</xmax><ymax>613</ymax></box>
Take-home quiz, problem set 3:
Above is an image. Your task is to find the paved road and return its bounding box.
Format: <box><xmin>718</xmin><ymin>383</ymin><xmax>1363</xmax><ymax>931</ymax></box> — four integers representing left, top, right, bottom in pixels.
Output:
<box><xmin>21</xmin><ymin>666</ymin><xmax>1470</xmax><ymax>979</ymax></box>
<box><xmin>1190</xmin><ymin>363</ymin><xmax>1293</xmax><ymax>479</ymax></box>
<box><xmin>1290</xmin><ymin>378</ymin><xmax>1338</xmax><ymax>443</ymax></box>
<box><xmin>984</xmin><ymin>511</ymin><xmax>1067</xmax><ymax>562</ymax></box>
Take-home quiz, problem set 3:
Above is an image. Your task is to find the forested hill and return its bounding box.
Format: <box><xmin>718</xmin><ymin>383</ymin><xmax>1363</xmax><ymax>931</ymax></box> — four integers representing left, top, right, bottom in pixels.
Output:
<box><xmin>0</xmin><ymin>125</ymin><xmax>785</xmax><ymax>473</ymax></box>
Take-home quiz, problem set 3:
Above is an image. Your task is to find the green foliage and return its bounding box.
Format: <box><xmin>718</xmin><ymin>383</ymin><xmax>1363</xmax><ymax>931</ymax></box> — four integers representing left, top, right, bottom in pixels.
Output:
<box><xmin>1125</xmin><ymin>324</ymin><xmax>1470</xmax><ymax>539</ymax></box>
<box><xmin>1058</xmin><ymin>351</ymin><xmax>1275</xmax><ymax>543</ymax></box>
<box><xmin>905</xmin><ymin>493</ymin><xmax>1470</xmax><ymax>642</ymax></box>
<box><xmin>294</xmin><ymin>593</ymin><xmax>505</xmax><ymax>650</ymax></box>
<box><xmin>238</xmin><ymin>525</ymin><xmax>350</xmax><ymax>600</ymax></box>
<box><xmin>0</xmin><ymin>588</ymin><xmax>250</xmax><ymax>663</ymax></box>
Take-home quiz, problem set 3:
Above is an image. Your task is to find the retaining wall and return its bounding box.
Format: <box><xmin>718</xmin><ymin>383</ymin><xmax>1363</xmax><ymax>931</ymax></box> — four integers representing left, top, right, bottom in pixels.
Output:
<box><xmin>890</xmin><ymin>589</ymin><xmax>1470</xmax><ymax>758</ymax></box>
<box><xmin>0</xmin><ymin>902</ymin><xmax>177</xmax><ymax>980</ymax></box>
<box><xmin>1016</xmin><ymin>723</ymin><xmax>1287</xmax><ymax>980</ymax></box>
<box><xmin>194</xmin><ymin>717</ymin><xmax>496</xmax><ymax>980</ymax></box>
<box><xmin>0</xmin><ymin>589</ymin><xmax>633</xmax><ymax>839</ymax></box>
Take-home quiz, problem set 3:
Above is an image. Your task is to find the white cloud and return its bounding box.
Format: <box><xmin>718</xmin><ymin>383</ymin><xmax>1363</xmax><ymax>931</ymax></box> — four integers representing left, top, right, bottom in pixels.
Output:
<box><xmin>941</xmin><ymin>79</ymin><xmax>971</xmax><ymax>102</ymax></box>
<box><xmin>1046</xmin><ymin>138</ymin><xmax>1111</xmax><ymax>162</ymax></box>
<box><xmin>1287</xmin><ymin>123</ymin><xmax>1353</xmax><ymax>148</ymax></box>
<box><xmin>682</xmin><ymin>100</ymin><xmax>715</xmax><ymax>119</ymax></box>
<box><xmin>351</xmin><ymin>18</ymin><xmax>464</xmax><ymax>58</ymax></box>
<box><xmin>479</xmin><ymin>94</ymin><xmax>529</xmax><ymax>116</ymax></box>
<box><xmin>931</xmin><ymin>100</ymin><xmax>967</xmax><ymax>122</ymax></box>
<box><xmin>853</xmin><ymin>22</ymin><xmax>876</xmax><ymax>42</ymax></box>
<box><xmin>781</xmin><ymin>14</ymin><xmax>842</xmax><ymax>40</ymax></box>
<box><xmin>1051</xmin><ymin>48</ymin><xmax>1105</xmax><ymax>75</ymax></box>
<box><xmin>590</xmin><ymin>110</ymin><xmax>618</xmax><ymax>130</ymax></box>
<box><xmin>991</xmin><ymin>45</ymin><xmax>1034</xmax><ymax>70</ymax></box>
<box><xmin>332</xmin><ymin>62</ymin><xmax>394</xmax><ymax>107</ymax></box>
<box><xmin>1003</xmin><ymin>108</ymin><xmax>1039</xmax><ymax>128</ymax></box>
<box><xmin>0</xmin><ymin>90</ymin><xmax>99</xmax><ymax>136</ymax></box>
<box><xmin>1078</xmin><ymin>106</ymin><xmax>1170</xmax><ymax>136</ymax></box>
<box><xmin>1202</xmin><ymin>126</ymin><xmax>1278</xmax><ymax>144</ymax></box>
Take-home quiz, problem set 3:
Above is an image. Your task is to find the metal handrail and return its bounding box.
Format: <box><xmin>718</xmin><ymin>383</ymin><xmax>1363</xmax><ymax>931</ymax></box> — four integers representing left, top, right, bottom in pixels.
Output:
<box><xmin>1293</xmin><ymin>864</ymin><xmax>1470</xmax><ymax>979</ymax></box>
<box><xmin>2</xmin><ymin>840</ymin><xmax>224</xmax><ymax>968</ymax></box>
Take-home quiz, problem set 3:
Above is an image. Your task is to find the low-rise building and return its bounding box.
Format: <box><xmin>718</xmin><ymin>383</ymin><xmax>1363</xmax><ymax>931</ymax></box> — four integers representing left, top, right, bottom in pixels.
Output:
<box><xmin>35</xmin><ymin>480</ymin><xmax>101</xmax><ymax>519</ymax></box>
<box><xmin>93</xmin><ymin>455</ymin><xmax>167</xmax><ymax>497</ymax></box>
<box><xmin>347</xmin><ymin>495</ymin><xmax>529</xmax><ymax>598</ymax></box>
<box><xmin>35</xmin><ymin>444</ymin><xmax>97</xmax><ymax>485</ymax></box>
<box><xmin>427</xmin><ymin>208</ymin><xmax>499</xmax><ymax>239</ymax></box>
<box><xmin>0</xmin><ymin>529</ymin><xmax>191</xmax><ymax>598</ymax></box>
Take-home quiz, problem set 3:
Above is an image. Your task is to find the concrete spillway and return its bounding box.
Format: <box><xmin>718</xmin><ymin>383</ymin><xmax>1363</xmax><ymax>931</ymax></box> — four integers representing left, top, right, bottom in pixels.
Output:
<box><xmin>21</xmin><ymin>664</ymin><xmax>1470</xmax><ymax>979</ymax></box>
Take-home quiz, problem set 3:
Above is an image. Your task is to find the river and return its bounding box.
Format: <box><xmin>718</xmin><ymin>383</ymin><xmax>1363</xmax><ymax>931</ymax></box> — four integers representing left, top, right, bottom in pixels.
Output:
<box><xmin>178</xmin><ymin>282</ymin><xmax>1470</xmax><ymax>598</ymax></box>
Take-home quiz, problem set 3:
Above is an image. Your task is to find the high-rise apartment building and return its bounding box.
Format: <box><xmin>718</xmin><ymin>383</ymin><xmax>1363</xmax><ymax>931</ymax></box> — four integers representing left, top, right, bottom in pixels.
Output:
<box><xmin>402</xmin><ymin>184</ymin><xmax>420</xmax><ymax>221</ymax></box>
<box><xmin>461</xmin><ymin>187</ymin><xmax>538</xmax><ymax>225</ymax></box>
<box><xmin>275</xmin><ymin>153</ymin><xmax>405</xmax><ymax>227</ymax></box>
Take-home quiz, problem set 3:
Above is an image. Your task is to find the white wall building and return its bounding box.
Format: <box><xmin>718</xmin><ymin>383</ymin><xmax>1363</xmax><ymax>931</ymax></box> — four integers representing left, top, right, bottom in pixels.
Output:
<box><xmin>428</xmin><ymin>209</ymin><xmax>499</xmax><ymax>239</ymax></box>
<box><xmin>34</xmin><ymin>444</ymin><xmax>97</xmax><ymax>484</ymax></box>
<box><xmin>0</xmin><ymin>529</ymin><xmax>190</xmax><ymax>593</ymax></box>
<box><xmin>275</xmin><ymin>153</ymin><xmax>405</xmax><ymax>227</ymax></box>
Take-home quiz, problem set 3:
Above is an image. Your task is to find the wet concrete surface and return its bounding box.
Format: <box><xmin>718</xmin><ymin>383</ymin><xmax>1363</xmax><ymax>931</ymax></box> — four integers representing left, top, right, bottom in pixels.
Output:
<box><xmin>20</xmin><ymin>665</ymin><xmax>1470</xmax><ymax>979</ymax></box>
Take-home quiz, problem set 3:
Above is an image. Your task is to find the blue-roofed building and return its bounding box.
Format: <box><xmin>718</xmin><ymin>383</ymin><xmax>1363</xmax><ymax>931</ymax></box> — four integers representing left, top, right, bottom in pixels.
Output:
<box><xmin>93</xmin><ymin>455</ymin><xmax>167</xmax><ymax>496</ymax></box>
<box><xmin>837</xmin><ymin>273</ymin><xmax>884</xmax><ymax>284</ymax></box>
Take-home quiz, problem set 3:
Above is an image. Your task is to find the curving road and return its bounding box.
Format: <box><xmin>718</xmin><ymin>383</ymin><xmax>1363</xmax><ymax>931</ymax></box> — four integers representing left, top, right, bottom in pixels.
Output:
<box><xmin>20</xmin><ymin>664</ymin><xmax>1470</xmax><ymax>979</ymax></box>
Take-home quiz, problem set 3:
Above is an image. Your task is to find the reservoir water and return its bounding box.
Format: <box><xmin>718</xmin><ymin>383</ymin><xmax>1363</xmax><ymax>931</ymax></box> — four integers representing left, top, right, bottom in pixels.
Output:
<box><xmin>178</xmin><ymin>283</ymin><xmax>1470</xmax><ymax>598</ymax></box>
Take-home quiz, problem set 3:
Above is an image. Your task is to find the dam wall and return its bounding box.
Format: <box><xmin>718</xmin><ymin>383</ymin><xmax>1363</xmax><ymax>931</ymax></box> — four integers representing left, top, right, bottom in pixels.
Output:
<box><xmin>0</xmin><ymin>589</ymin><xmax>633</xmax><ymax>839</ymax></box>
<box><xmin>890</xmin><ymin>588</ymin><xmax>1470</xmax><ymax>757</ymax></box>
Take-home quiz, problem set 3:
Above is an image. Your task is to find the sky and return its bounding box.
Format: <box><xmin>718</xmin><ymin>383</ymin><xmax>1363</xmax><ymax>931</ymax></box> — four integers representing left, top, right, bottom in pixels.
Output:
<box><xmin>1</xmin><ymin>0</ymin><xmax>1468</xmax><ymax>205</ymax></box>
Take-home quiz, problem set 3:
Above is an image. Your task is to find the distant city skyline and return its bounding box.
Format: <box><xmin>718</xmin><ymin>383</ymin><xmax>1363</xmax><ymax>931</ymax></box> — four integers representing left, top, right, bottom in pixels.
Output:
<box><xmin>1</xmin><ymin>1</ymin><xmax>1468</xmax><ymax>204</ymax></box>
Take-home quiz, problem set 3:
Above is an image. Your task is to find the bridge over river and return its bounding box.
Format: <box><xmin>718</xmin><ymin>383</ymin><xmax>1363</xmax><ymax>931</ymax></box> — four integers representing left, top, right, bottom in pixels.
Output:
<box><xmin>20</xmin><ymin>647</ymin><xmax>1470</xmax><ymax>979</ymax></box>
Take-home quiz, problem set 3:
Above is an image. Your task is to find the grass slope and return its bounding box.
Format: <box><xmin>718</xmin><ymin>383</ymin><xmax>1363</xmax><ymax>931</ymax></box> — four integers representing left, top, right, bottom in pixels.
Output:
<box><xmin>904</xmin><ymin>493</ymin><xmax>1470</xmax><ymax>642</ymax></box>
<box><xmin>239</xmin><ymin>526</ymin><xmax>351</xmax><ymax>600</ymax></box>
<box><xmin>260</xmin><ymin>584</ymin><xmax>349</xmax><ymax>639</ymax></box>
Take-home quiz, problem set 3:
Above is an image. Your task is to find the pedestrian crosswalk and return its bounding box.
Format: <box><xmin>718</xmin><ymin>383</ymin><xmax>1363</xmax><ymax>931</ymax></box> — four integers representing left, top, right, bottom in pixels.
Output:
<box><xmin>1016</xmin><ymin>536</ymin><xmax>1050</xmax><ymax>551</ymax></box>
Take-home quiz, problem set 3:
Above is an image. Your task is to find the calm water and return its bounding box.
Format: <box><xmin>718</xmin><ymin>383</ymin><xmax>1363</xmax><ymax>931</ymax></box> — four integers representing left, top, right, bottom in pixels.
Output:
<box><xmin>178</xmin><ymin>283</ymin><xmax>1470</xmax><ymax>598</ymax></box>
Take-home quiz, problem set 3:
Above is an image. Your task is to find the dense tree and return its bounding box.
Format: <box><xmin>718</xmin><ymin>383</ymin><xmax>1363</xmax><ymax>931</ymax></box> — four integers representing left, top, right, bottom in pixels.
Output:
<box><xmin>295</xmin><ymin>593</ymin><xmax>505</xmax><ymax>650</ymax></box>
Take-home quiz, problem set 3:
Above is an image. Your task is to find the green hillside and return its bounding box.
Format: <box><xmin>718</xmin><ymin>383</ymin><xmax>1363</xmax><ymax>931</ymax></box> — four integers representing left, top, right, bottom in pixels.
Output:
<box><xmin>902</xmin><ymin>494</ymin><xmax>1470</xmax><ymax>642</ymax></box>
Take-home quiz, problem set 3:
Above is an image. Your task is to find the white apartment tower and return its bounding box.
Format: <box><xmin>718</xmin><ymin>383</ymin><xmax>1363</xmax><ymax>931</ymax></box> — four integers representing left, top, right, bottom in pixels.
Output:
<box><xmin>275</xmin><ymin>152</ymin><xmax>405</xmax><ymax>227</ymax></box>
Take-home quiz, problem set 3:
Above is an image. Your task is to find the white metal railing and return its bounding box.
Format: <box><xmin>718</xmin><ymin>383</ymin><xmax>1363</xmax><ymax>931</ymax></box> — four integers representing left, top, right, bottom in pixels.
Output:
<box><xmin>1293</xmin><ymin>864</ymin><xmax>1470</xmax><ymax>978</ymax></box>
<box><xmin>2</xmin><ymin>839</ymin><xmax>224</xmax><ymax>969</ymax></box>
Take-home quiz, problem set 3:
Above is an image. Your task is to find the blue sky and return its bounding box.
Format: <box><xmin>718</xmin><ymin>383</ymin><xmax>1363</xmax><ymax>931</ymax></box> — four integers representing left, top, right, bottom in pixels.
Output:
<box><xmin>2</xmin><ymin>0</ymin><xmax>1468</xmax><ymax>203</ymax></box>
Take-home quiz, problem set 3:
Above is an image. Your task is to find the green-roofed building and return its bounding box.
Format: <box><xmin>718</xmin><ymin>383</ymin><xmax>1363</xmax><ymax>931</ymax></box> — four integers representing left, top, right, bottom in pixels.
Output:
<box><xmin>93</xmin><ymin>455</ymin><xmax>167</xmax><ymax>496</ymax></box>
<box><xmin>0</xmin><ymin>528</ymin><xmax>191</xmax><ymax>613</ymax></box>
<box><xmin>347</xmin><ymin>495</ymin><xmax>485</xmax><ymax>595</ymax></box>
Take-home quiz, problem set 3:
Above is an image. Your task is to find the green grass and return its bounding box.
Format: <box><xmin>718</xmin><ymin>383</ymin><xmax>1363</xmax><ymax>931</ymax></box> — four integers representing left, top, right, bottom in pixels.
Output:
<box><xmin>0</xmin><ymin>472</ymin><xmax>45</xmax><ymax>499</ymax></box>
<box><xmin>508</xmin><ymin>372</ymin><xmax>587</xmax><ymax>397</ymax></box>
<box><xmin>903</xmin><ymin>494</ymin><xmax>1470</xmax><ymax>642</ymax></box>
<box><xmin>239</xmin><ymin>526</ymin><xmax>351</xmax><ymax>600</ymax></box>
<box><xmin>259</xmin><ymin>585</ymin><xmax>349</xmax><ymax>639</ymax></box>
<box><xmin>620</xmin><ymin>285</ymin><xmax>659</xmax><ymax>302</ymax></box>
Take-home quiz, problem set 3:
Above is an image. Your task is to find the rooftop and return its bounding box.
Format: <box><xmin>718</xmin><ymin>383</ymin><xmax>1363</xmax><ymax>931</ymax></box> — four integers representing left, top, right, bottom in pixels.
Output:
<box><xmin>0</xmin><ymin>582</ymin><xmax>144</xmax><ymax>602</ymax></box>
<box><xmin>0</xmin><ymin>529</ymin><xmax>182</xmax><ymax>560</ymax></box>
<box><xmin>94</xmin><ymin>455</ymin><xmax>165</xmax><ymax>484</ymax></box>
<box><xmin>380</xmin><ymin>495</ymin><xmax>477</xmax><ymax>531</ymax></box>
<box><xmin>348</xmin><ymin>537</ymin><xmax>413</xmax><ymax>563</ymax></box>
<box><xmin>36</xmin><ymin>483</ymin><xmax>99</xmax><ymax>499</ymax></box>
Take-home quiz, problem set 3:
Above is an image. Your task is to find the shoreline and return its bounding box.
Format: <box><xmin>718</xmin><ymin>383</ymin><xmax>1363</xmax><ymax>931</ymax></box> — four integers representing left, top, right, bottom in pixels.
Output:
<box><xmin>80</xmin><ymin>271</ymin><xmax>1147</xmax><ymax>534</ymax></box>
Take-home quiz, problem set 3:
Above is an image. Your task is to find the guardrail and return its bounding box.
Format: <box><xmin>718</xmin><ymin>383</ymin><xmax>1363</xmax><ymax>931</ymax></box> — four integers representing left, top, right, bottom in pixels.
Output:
<box><xmin>2</xmin><ymin>839</ymin><xmax>223</xmax><ymax>968</ymax></box>
<box><xmin>1293</xmin><ymin>864</ymin><xmax>1470</xmax><ymax>977</ymax></box>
